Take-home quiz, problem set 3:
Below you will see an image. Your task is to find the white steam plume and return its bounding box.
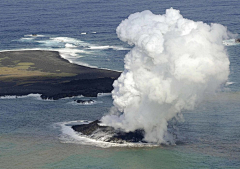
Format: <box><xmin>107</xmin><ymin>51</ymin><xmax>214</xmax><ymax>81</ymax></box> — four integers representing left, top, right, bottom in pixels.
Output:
<box><xmin>101</xmin><ymin>8</ymin><xmax>230</xmax><ymax>144</ymax></box>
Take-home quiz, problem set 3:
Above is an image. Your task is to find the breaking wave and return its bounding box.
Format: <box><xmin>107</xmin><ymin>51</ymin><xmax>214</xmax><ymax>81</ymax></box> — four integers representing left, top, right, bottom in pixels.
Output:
<box><xmin>0</xmin><ymin>93</ymin><xmax>42</xmax><ymax>99</ymax></box>
<box><xmin>11</xmin><ymin>34</ymin><xmax>130</xmax><ymax>70</ymax></box>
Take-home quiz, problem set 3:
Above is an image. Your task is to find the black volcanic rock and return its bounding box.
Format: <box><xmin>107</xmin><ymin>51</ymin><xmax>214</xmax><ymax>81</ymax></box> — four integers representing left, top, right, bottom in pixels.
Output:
<box><xmin>110</xmin><ymin>129</ymin><xmax>145</xmax><ymax>143</ymax></box>
<box><xmin>236</xmin><ymin>38</ymin><xmax>240</xmax><ymax>43</ymax></box>
<box><xmin>74</xmin><ymin>99</ymin><xmax>95</xmax><ymax>104</ymax></box>
<box><xmin>72</xmin><ymin>120</ymin><xmax>107</xmax><ymax>135</ymax></box>
<box><xmin>72</xmin><ymin>120</ymin><xmax>145</xmax><ymax>143</ymax></box>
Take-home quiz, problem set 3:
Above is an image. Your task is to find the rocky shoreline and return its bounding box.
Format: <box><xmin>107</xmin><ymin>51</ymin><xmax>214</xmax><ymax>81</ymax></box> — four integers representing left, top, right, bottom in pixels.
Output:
<box><xmin>0</xmin><ymin>50</ymin><xmax>121</xmax><ymax>100</ymax></box>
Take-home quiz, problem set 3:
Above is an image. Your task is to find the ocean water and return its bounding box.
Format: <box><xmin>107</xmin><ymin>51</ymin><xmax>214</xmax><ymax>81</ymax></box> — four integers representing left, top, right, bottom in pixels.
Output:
<box><xmin>0</xmin><ymin>0</ymin><xmax>240</xmax><ymax>168</ymax></box>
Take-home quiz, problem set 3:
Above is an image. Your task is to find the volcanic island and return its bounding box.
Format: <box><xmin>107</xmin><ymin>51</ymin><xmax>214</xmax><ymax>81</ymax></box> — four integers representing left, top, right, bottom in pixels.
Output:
<box><xmin>0</xmin><ymin>50</ymin><xmax>121</xmax><ymax>100</ymax></box>
<box><xmin>0</xmin><ymin>50</ymin><xmax>147</xmax><ymax>143</ymax></box>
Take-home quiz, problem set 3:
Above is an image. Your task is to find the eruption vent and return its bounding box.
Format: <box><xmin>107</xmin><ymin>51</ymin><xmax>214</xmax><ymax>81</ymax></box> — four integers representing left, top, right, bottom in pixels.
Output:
<box><xmin>101</xmin><ymin>8</ymin><xmax>230</xmax><ymax>144</ymax></box>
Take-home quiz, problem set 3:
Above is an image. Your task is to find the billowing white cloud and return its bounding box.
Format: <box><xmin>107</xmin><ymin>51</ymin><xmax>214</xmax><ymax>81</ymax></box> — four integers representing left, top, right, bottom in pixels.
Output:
<box><xmin>101</xmin><ymin>8</ymin><xmax>230</xmax><ymax>144</ymax></box>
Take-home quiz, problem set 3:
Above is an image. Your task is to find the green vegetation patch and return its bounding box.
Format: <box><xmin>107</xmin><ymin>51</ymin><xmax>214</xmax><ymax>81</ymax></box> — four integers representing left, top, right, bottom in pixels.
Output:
<box><xmin>0</xmin><ymin>60</ymin><xmax>76</xmax><ymax>79</ymax></box>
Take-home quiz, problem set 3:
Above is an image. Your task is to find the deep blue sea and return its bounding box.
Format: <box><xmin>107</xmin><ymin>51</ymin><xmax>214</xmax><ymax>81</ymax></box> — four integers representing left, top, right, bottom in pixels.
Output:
<box><xmin>0</xmin><ymin>0</ymin><xmax>240</xmax><ymax>168</ymax></box>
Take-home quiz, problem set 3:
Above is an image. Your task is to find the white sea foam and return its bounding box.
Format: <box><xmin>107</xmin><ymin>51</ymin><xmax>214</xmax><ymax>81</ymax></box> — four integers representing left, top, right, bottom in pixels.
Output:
<box><xmin>0</xmin><ymin>48</ymin><xmax>48</xmax><ymax>53</ymax></box>
<box><xmin>225</xmin><ymin>81</ymin><xmax>235</xmax><ymax>86</ymax></box>
<box><xmin>35</xmin><ymin>37</ymin><xmax>90</xmax><ymax>49</ymax></box>
<box><xmin>50</xmin><ymin>37</ymin><xmax>88</xmax><ymax>46</ymax></box>
<box><xmin>88</xmin><ymin>45</ymin><xmax>130</xmax><ymax>51</ymax></box>
<box><xmin>65</xmin><ymin>43</ymin><xmax>77</xmax><ymax>48</ymax></box>
<box><xmin>14</xmin><ymin>36</ymin><xmax>94</xmax><ymax>66</ymax></box>
<box><xmin>88</xmin><ymin>45</ymin><xmax>112</xmax><ymax>50</ymax></box>
<box><xmin>223</xmin><ymin>39</ymin><xmax>240</xmax><ymax>46</ymax></box>
<box><xmin>24</xmin><ymin>34</ymin><xmax>46</xmax><ymax>37</ymax></box>
<box><xmin>57</xmin><ymin>48</ymin><xmax>88</xmax><ymax>62</ymax></box>
<box><xmin>0</xmin><ymin>93</ymin><xmax>42</xmax><ymax>100</ymax></box>
<box><xmin>37</xmin><ymin>40</ymin><xmax>64</xmax><ymax>47</ymax></box>
<box><xmin>60</xmin><ymin>95</ymin><xmax>84</xmax><ymax>100</ymax></box>
<box><xmin>6</xmin><ymin>34</ymin><xmax>128</xmax><ymax>71</ymax></box>
<box><xmin>0</xmin><ymin>95</ymin><xmax>21</xmax><ymax>99</ymax></box>
<box><xmin>0</xmin><ymin>48</ymin><xmax>102</xmax><ymax>69</ymax></box>
<box><xmin>97</xmin><ymin>93</ymin><xmax>112</xmax><ymax>97</ymax></box>
<box><xmin>81</xmin><ymin>32</ymin><xmax>87</xmax><ymax>35</ymax></box>
<box><xmin>32</xmin><ymin>37</ymin><xmax>95</xmax><ymax>66</ymax></box>
<box><xmin>0</xmin><ymin>93</ymin><xmax>56</xmax><ymax>101</ymax></box>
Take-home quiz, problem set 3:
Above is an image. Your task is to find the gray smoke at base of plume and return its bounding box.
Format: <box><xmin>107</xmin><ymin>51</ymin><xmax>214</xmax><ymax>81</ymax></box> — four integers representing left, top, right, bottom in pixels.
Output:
<box><xmin>101</xmin><ymin>8</ymin><xmax>230</xmax><ymax>144</ymax></box>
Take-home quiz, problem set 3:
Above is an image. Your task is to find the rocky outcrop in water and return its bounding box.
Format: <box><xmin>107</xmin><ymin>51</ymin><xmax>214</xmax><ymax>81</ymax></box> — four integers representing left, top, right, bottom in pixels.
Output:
<box><xmin>74</xmin><ymin>99</ymin><xmax>95</xmax><ymax>104</ymax></box>
<box><xmin>72</xmin><ymin>120</ymin><xmax>145</xmax><ymax>143</ymax></box>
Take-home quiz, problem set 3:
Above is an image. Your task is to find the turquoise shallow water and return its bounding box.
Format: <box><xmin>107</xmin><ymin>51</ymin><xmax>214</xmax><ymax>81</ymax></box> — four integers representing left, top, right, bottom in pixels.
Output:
<box><xmin>1</xmin><ymin>134</ymin><xmax>238</xmax><ymax>169</ymax></box>
<box><xmin>0</xmin><ymin>92</ymin><xmax>239</xmax><ymax>168</ymax></box>
<box><xmin>0</xmin><ymin>0</ymin><xmax>240</xmax><ymax>168</ymax></box>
